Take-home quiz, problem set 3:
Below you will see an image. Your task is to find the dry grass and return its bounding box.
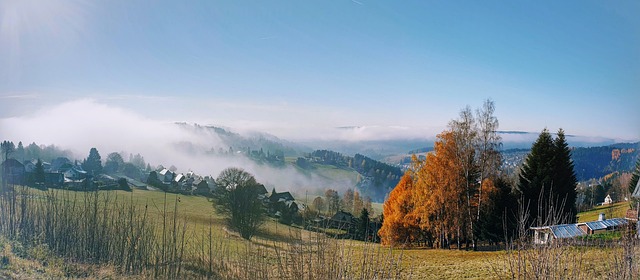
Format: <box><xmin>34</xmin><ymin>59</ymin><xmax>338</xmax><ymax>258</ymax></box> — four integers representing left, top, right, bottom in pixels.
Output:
<box><xmin>577</xmin><ymin>202</ymin><xmax>630</xmax><ymax>222</ymax></box>
<box><xmin>0</xmin><ymin>186</ymin><xmax>404</xmax><ymax>279</ymax></box>
<box><xmin>3</xmin><ymin>185</ymin><xmax>640</xmax><ymax>279</ymax></box>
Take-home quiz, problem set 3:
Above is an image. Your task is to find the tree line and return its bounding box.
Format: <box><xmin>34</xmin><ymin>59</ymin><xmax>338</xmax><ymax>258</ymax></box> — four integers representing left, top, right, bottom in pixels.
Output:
<box><xmin>301</xmin><ymin>149</ymin><xmax>403</xmax><ymax>202</ymax></box>
<box><xmin>378</xmin><ymin>100</ymin><xmax>578</xmax><ymax>250</ymax></box>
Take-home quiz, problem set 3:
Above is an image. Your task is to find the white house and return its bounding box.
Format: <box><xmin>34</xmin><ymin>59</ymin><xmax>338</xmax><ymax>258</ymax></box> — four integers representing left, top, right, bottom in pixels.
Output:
<box><xmin>603</xmin><ymin>194</ymin><xmax>613</xmax><ymax>205</ymax></box>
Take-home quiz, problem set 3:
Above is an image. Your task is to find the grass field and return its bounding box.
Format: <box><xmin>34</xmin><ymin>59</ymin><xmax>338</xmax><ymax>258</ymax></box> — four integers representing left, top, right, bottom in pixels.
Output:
<box><xmin>2</xmin><ymin>187</ymin><xmax>639</xmax><ymax>279</ymax></box>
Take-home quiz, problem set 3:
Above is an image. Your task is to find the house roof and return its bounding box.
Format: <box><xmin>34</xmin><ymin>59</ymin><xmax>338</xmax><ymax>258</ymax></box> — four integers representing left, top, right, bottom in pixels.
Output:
<box><xmin>550</xmin><ymin>224</ymin><xmax>586</xmax><ymax>239</ymax></box>
<box><xmin>270</xmin><ymin>191</ymin><xmax>294</xmax><ymax>202</ymax></box>
<box><xmin>578</xmin><ymin>218</ymin><xmax>628</xmax><ymax>231</ymax></box>
<box><xmin>1</xmin><ymin>159</ymin><xmax>24</xmax><ymax>168</ymax></box>
<box><xmin>330</xmin><ymin>211</ymin><xmax>355</xmax><ymax>223</ymax></box>
<box><xmin>531</xmin><ymin>224</ymin><xmax>585</xmax><ymax>239</ymax></box>
<box><xmin>175</xmin><ymin>173</ymin><xmax>185</xmax><ymax>182</ymax></box>
<box><xmin>532</xmin><ymin>217</ymin><xmax>629</xmax><ymax>239</ymax></box>
<box><xmin>633</xmin><ymin>179</ymin><xmax>640</xmax><ymax>198</ymax></box>
<box><xmin>50</xmin><ymin>157</ymin><xmax>71</xmax><ymax>171</ymax></box>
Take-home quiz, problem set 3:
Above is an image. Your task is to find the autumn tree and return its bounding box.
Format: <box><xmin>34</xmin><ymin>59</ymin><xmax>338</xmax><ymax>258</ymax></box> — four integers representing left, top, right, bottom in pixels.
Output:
<box><xmin>325</xmin><ymin>189</ymin><xmax>340</xmax><ymax>214</ymax></box>
<box><xmin>363</xmin><ymin>196</ymin><xmax>373</xmax><ymax>214</ymax></box>
<box><xmin>449</xmin><ymin>106</ymin><xmax>479</xmax><ymax>249</ymax></box>
<box><xmin>343</xmin><ymin>188</ymin><xmax>355</xmax><ymax>213</ymax></box>
<box><xmin>474</xmin><ymin>100</ymin><xmax>502</xmax><ymax>226</ymax></box>
<box><xmin>312</xmin><ymin>196</ymin><xmax>326</xmax><ymax>213</ymax></box>
<box><xmin>413</xmin><ymin>131</ymin><xmax>468</xmax><ymax>249</ymax></box>
<box><xmin>379</xmin><ymin>173</ymin><xmax>420</xmax><ymax>246</ymax></box>
<box><xmin>379</xmin><ymin>99</ymin><xmax>504</xmax><ymax>249</ymax></box>
<box><xmin>353</xmin><ymin>190</ymin><xmax>364</xmax><ymax>215</ymax></box>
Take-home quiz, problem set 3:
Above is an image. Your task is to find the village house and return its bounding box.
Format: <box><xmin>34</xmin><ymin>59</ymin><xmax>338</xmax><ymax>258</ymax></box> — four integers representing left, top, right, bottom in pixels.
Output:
<box><xmin>1</xmin><ymin>159</ymin><xmax>25</xmax><ymax>185</ymax></box>
<box><xmin>531</xmin><ymin>213</ymin><xmax>629</xmax><ymax>245</ymax></box>
<box><xmin>328</xmin><ymin>210</ymin><xmax>356</xmax><ymax>231</ymax></box>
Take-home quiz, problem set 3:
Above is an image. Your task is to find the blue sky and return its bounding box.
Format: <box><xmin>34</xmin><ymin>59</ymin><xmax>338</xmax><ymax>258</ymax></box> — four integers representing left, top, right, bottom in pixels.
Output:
<box><xmin>1</xmin><ymin>0</ymin><xmax>639</xmax><ymax>141</ymax></box>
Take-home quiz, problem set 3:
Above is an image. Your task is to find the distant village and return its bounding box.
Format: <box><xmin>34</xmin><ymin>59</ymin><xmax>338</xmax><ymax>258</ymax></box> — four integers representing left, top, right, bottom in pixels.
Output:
<box><xmin>1</xmin><ymin>151</ymin><xmax>380</xmax><ymax>241</ymax></box>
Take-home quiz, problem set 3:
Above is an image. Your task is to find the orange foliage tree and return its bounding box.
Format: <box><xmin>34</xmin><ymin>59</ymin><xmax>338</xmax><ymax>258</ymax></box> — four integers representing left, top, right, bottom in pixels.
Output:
<box><xmin>378</xmin><ymin>172</ymin><xmax>420</xmax><ymax>246</ymax></box>
<box><xmin>379</xmin><ymin>100</ymin><xmax>503</xmax><ymax>249</ymax></box>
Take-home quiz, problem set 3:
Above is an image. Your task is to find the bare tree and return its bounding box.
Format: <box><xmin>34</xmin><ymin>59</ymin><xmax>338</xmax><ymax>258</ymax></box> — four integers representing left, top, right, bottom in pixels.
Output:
<box><xmin>212</xmin><ymin>167</ymin><xmax>266</xmax><ymax>240</ymax></box>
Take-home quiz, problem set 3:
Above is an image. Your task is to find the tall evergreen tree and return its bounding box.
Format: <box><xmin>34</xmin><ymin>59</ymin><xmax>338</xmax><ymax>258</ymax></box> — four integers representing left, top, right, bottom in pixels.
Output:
<box><xmin>357</xmin><ymin>208</ymin><xmax>370</xmax><ymax>241</ymax></box>
<box><xmin>1</xmin><ymin>141</ymin><xmax>15</xmax><ymax>161</ymax></box>
<box><xmin>16</xmin><ymin>142</ymin><xmax>25</xmax><ymax>161</ymax></box>
<box><xmin>517</xmin><ymin>128</ymin><xmax>578</xmax><ymax>226</ymax></box>
<box><xmin>517</xmin><ymin>129</ymin><xmax>558</xmax><ymax>226</ymax></box>
<box><xmin>552</xmin><ymin>129</ymin><xmax>578</xmax><ymax>222</ymax></box>
<box><xmin>34</xmin><ymin>159</ymin><xmax>45</xmax><ymax>187</ymax></box>
<box><xmin>83</xmin><ymin>148</ymin><xmax>103</xmax><ymax>175</ymax></box>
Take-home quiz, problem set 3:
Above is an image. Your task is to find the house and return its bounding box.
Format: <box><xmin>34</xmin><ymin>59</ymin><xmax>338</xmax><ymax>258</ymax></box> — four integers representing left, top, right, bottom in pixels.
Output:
<box><xmin>44</xmin><ymin>172</ymin><xmax>64</xmax><ymax>187</ymax></box>
<box><xmin>531</xmin><ymin>224</ymin><xmax>585</xmax><ymax>245</ymax></box>
<box><xmin>192</xmin><ymin>177</ymin><xmax>210</xmax><ymax>195</ymax></box>
<box><xmin>577</xmin><ymin>216</ymin><xmax>627</xmax><ymax>235</ymax></box>
<box><xmin>94</xmin><ymin>174</ymin><xmax>118</xmax><ymax>188</ymax></box>
<box><xmin>1</xmin><ymin>159</ymin><xmax>25</xmax><ymax>185</ymax></box>
<box><xmin>531</xmin><ymin>214</ymin><xmax>629</xmax><ymax>244</ymax></box>
<box><xmin>158</xmin><ymin>169</ymin><xmax>175</xmax><ymax>183</ymax></box>
<box><xmin>603</xmin><ymin>194</ymin><xmax>613</xmax><ymax>205</ymax></box>
<box><xmin>50</xmin><ymin>157</ymin><xmax>72</xmax><ymax>172</ymax></box>
<box><xmin>269</xmin><ymin>190</ymin><xmax>294</xmax><ymax>204</ymax></box>
<box><xmin>174</xmin><ymin>173</ymin><xmax>185</xmax><ymax>184</ymax></box>
<box><xmin>64</xmin><ymin>166</ymin><xmax>87</xmax><ymax>181</ymax></box>
<box><xmin>23</xmin><ymin>159</ymin><xmax>51</xmax><ymax>173</ymax></box>
<box><xmin>328</xmin><ymin>211</ymin><xmax>356</xmax><ymax>230</ymax></box>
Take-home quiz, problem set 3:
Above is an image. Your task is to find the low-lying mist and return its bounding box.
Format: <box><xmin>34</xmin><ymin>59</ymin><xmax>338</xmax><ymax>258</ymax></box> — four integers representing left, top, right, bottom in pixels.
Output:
<box><xmin>0</xmin><ymin>99</ymin><xmax>355</xmax><ymax>196</ymax></box>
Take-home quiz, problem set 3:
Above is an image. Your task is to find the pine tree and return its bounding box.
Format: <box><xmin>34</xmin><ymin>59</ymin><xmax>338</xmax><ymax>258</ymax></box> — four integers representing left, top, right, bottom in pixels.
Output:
<box><xmin>518</xmin><ymin>128</ymin><xmax>577</xmax><ymax>226</ymax></box>
<box><xmin>357</xmin><ymin>208</ymin><xmax>370</xmax><ymax>241</ymax></box>
<box><xmin>34</xmin><ymin>159</ymin><xmax>46</xmax><ymax>188</ymax></box>
<box><xmin>517</xmin><ymin>129</ymin><xmax>556</xmax><ymax>226</ymax></box>
<box><xmin>552</xmin><ymin>129</ymin><xmax>578</xmax><ymax>222</ymax></box>
<box><xmin>83</xmin><ymin>148</ymin><xmax>103</xmax><ymax>175</ymax></box>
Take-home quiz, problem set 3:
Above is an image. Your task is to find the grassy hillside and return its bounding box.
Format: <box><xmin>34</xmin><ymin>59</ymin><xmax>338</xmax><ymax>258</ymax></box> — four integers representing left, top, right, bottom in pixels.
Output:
<box><xmin>577</xmin><ymin>201</ymin><xmax>630</xmax><ymax>222</ymax></box>
<box><xmin>3</xmin><ymin>186</ymin><xmax>640</xmax><ymax>279</ymax></box>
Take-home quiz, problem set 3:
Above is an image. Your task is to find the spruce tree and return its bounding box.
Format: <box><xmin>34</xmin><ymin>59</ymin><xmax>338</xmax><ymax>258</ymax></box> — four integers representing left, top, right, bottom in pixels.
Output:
<box><xmin>552</xmin><ymin>129</ymin><xmax>578</xmax><ymax>223</ymax></box>
<box><xmin>517</xmin><ymin>128</ymin><xmax>577</xmax><ymax>226</ymax></box>
<box><xmin>517</xmin><ymin>129</ymin><xmax>555</xmax><ymax>226</ymax></box>
<box><xmin>83</xmin><ymin>148</ymin><xmax>103</xmax><ymax>175</ymax></box>
<box><xmin>34</xmin><ymin>159</ymin><xmax>45</xmax><ymax>186</ymax></box>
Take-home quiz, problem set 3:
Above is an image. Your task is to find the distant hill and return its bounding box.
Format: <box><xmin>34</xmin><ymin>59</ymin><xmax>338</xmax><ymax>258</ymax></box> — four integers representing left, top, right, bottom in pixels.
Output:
<box><xmin>300</xmin><ymin>150</ymin><xmax>403</xmax><ymax>202</ymax></box>
<box><xmin>174</xmin><ymin>123</ymin><xmax>311</xmax><ymax>157</ymax></box>
<box><xmin>502</xmin><ymin>143</ymin><xmax>639</xmax><ymax>182</ymax></box>
<box><xmin>571</xmin><ymin>143</ymin><xmax>639</xmax><ymax>181</ymax></box>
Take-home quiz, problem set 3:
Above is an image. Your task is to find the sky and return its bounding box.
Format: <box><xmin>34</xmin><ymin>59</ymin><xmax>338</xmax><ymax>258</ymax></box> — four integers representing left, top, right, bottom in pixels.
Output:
<box><xmin>1</xmin><ymin>0</ymin><xmax>639</xmax><ymax>143</ymax></box>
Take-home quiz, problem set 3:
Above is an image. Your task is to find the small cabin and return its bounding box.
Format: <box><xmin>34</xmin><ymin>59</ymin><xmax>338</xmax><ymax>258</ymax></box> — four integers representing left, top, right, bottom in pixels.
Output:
<box><xmin>531</xmin><ymin>224</ymin><xmax>585</xmax><ymax>245</ymax></box>
<box><xmin>603</xmin><ymin>194</ymin><xmax>613</xmax><ymax>205</ymax></box>
<box><xmin>531</xmin><ymin>213</ymin><xmax>629</xmax><ymax>245</ymax></box>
